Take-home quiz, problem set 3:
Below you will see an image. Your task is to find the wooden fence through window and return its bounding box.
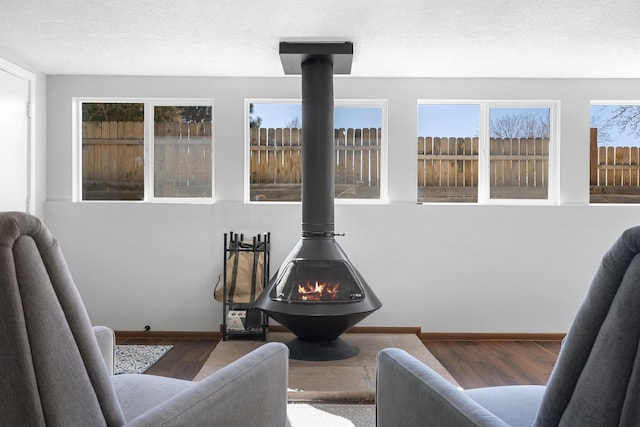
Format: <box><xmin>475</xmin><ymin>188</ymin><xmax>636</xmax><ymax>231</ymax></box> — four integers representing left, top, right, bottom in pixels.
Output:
<box><xmin>418</xmin><ymin>136</ymin><xmax>550</xmax><ymax>201</ymax></box>
<box><xmin>590</xmin><ymin>128</ymin><xmax>640</xmax><ymax>203</ymax></box>
<box><xmin>81</xmin><ymin>123</ymin><xmax>640</xmax><ymax>203</ymax></box>
<box><xmin>249</xmin><ymin>127</ymin><xmax>381</xmax><ymax>185</ymax></box>
<box><xmin>249</xmin><ymin>126</ymin><xmax>382</xmax><ymax>200</ymax></box>
<box><xmin>82</xmin><ymin>121</ymin><xmax>212</xmax><ymax>199</ymax></box>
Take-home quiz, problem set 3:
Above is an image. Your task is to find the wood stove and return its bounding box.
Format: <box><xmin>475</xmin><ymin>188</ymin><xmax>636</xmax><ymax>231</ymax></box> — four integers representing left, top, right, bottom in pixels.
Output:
<box><xmin>254</xmin><ymin>42</ymin><xmax>382</xmax><ymax>360</ymax></box>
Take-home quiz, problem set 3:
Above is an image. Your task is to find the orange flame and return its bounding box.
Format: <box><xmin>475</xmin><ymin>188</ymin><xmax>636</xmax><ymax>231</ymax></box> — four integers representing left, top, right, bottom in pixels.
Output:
<box><xmin>296</xmin><ymin>281</ymin><xmax>340</xmax><ymax>301</ymax></box>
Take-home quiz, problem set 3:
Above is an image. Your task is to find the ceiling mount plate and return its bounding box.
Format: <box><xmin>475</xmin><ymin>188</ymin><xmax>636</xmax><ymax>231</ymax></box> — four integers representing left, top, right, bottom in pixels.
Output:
<box><xmin>279</xmin><ymin>42</ymin><xmax>353</xmax><ymax>75</ymax></box>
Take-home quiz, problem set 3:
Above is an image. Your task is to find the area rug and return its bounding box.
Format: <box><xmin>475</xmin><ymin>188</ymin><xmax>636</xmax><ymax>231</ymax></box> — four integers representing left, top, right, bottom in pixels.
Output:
<box><xmin>194</xmin><ymin>332</ymin><xmax>458</xmax><ymax>403</ymax></box>
<box><xmin>114</xmin><ymin>345</ymin><xmax>173</xmax><ymax>375</ymax></box>
<box><xmin>286</xmin><ymin>403</ymin><xmax>374</xmax><ymax>427</ymax></box>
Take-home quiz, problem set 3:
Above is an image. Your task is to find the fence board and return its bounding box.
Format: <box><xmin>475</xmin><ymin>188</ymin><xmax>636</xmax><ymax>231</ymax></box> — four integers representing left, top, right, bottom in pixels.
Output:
<box><xmin>276</xmin><ymin>128</ymin><xmax>284</xmax><ymax>183</ymax></box>
<box><xmin>353</xmin><ymin>128</ymin><xmax>360</xmax><ymax>184</ymax></box>
<box><xmin>607</xmin><ymin>147</ymin><xmax>615</xmax><ymax>186</ymax></box>
<box><xmin>336</xmin><ymin>129</ymin><xmax>346</xmax><ymax>183</ymax></box>
<box><xmin>598</xmin><ymin>146</ymin><xmax>606</xmax><ymax>185</ymax></box>
<box><xmin>346</xmin><ymin>128</ymin><xmax>355</xmax><ymax>185</ymax></box>
<box><xmin>632</xmin><ymin>147</ymin><xmax>639</xmax><ymax>186</ymax></box>
<box><xmin>614</xmin><ymin>147</ymin><xmax>623</xmax><ymax>185</ymax></box>
<box><xmin>363</xmin><ymin>128</ymin><xmax>371</xmax><ymax>186</ymax></box>
<box><xmin>373</xmin><ymin>128</ymin><xmax>381</xmax><ymax>186</ymax></box>
<box><xmin>621</xmin><ymin>147</ymin><xmax>631</xmax><ymax>185</ymax></box>
<box><xmin>508</xmin><ymin>138</ymin><xmax>519</xmax><ymax>187</ymax></box>
<box><xmin>434</xmin><ymin>137</ymin><xmax>444</xmax><ymax>186</ymax></box>
<box><xmin>471</xmin><ymin>138</ymin><xmax>478</xmax><ymax>187</ymax></box>
<box><xmin>109</xmin><ymin>121</ymin><xmax>118</xmax><ymax>140</ymax></box>
<box><xmin>590</xmin><ymin>128</ymin><xmax>598</xmax><ymax>185</ymax></box>
<box><xmin>267</xmin><ymin>128</ymin><xmax>275</xmax><ymax>183</ymax></box>
<box><xmin>291</xmin><ymin>128</ymin><xmax>301</xmax><ymax>183</ymax></box>
<box><xmin>417</xmin><ymin>136</ymin><xmax>426</xmax><ymax>187</ymax></box>
<box><xmin>259</xmin><ymin>128</ymin><xmax>267</xmax><ymax>183</ymax></box>
<box><xmin>282</xmin><ymin>128</ymin><xmax>291</xmax><ymax>183</ymax></box>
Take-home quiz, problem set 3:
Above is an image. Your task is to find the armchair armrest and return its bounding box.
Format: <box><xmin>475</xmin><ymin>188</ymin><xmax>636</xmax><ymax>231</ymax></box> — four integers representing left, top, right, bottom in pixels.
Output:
<box><xmin>93</xmin><ymin>326</ymin><xmax>115</xmax><ymax>376</ymax></box>
<box><xmin>376</xmin><ymin>348</ymin><xmax>508</xmax><ymax>427</ymax></box>
<box><xmin>124</xmin><ymin>342</ymin><xmax>289</xmax><ymax>427</ymax></box>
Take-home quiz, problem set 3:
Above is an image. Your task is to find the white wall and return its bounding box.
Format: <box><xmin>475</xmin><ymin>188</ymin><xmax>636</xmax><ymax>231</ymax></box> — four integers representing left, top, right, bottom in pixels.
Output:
<box><xmin>44</xmin><ymin>75</ymin><xmax>640</xmax><ymax>333</ymax></box>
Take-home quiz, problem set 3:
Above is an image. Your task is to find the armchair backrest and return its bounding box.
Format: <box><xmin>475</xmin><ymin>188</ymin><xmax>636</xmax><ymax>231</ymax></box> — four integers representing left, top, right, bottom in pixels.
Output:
<box><xmin>0</xmin><ymin>212</ymin><xmax>125</xmax><ymax>426</ymax></box>
<box><xmin>535</xmin><ymin>226</ymin><xmax>640</xmax><ymax>426</ymax></box>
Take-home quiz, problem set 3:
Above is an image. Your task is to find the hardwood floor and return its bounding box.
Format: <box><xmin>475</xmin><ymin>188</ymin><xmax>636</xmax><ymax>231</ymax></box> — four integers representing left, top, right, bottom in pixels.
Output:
<box><xmin>424</xmin><ymin>340</ymin><xmax>561</xmax><ymax>389</ymax></box>
<box><xmin>117</xmin><ymin>336</ymin><xmax>562</xmax><ymax>388</ymax></box>
<box><xmin>117</xmin><ymin>337</ymin><xmax>219</xmax><ymax>380</ymax></box>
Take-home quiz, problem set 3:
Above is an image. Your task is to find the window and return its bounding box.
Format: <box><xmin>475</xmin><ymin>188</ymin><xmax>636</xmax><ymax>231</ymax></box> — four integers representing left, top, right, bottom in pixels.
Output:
<box><xmin>418</xmin><ymin>101</ymin><xmax>557</xmax><ymax>204</ymax></box>
<box><xmin>488</xmin><ymin>106</ymin><xmax>551</xmax><ymax>201</ymax></box>
<box><xmin>246</xmin><ymin>100</ymin><xmax>386</xmax><ymax>202</ymax></box>
<box><xmin>76</xmin><ymin>100</ymin><xmax>213</xmax><ymax>202</ymax></box>
<box><xmin>590</xmin><ymin>103</ymin><xmax>640</xmax><ymax>203</ymax></box>
<box><xmin>417</xmin><ymin>104</ymin><xmax>479</xmax><ymax>202</ymax></box>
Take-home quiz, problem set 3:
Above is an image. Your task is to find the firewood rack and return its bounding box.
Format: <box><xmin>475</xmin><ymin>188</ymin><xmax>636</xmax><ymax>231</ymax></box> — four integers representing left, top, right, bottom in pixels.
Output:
<box><xmin>219</xmin><ymin>231</ymin><xmax>270</xmax><ymax>341</ymax></box>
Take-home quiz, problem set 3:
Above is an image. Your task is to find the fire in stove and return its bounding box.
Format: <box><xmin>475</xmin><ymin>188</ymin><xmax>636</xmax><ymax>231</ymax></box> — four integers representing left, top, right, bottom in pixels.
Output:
<box><xmin>296</xmin><ymin>281</ymin><xmax>340</xmax><ymax>301</ymax></box>
<box><xmin>269</xmin><ymin>257</ymin><xmax>365</xmax><ymax>304</ymax></box>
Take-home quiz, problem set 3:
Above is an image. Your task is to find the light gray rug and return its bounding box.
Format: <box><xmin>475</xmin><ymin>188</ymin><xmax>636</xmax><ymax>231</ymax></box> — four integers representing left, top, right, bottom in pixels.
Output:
<box><xmin>114</xmin><ymin>345</ymin><xmax>173</xmax><ymax>375</ymax></box>
<box><xmin>286</xmin><ymin>403</ymin><xmax>374</xmax><ymax>427</ymax></box>
<box><xmin>195</xmin><ymin>332</ymin><xmax>458</xmax><ymax>403</ymax></box>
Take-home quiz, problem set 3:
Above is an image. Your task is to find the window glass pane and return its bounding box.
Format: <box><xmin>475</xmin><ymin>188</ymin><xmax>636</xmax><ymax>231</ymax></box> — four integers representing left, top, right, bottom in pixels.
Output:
<box><xmin>249</xmin><ymin>102</ymin><xmax>302</xmax><ymax>201</ymax></box>
<box><xmin>335</xmin><ymin>106</ymin><xmax>382</xmax><ymax>200</ymax></box>
<box><xmin>590</xmin><ymin>104</ymin><xmax>640</xmax><ymax>203</ymax></box>
<box><xmin>153</xmin><ymin>106</ymin><xmax>213</xmax><ymax>198</ymax></box>
<box><xmin>81</xmin><ymin>102</ymin><xmax>144</xmax><ymax>200</ymax></box>
<box><xmin>489</xmin><ymin>107</ymin><xmax>550</xmax><ymax>200</ymax></box>
<box><xmin>417</xmin><ymin>104</ymin><xmax>480</xmax><ymax>203</ymax></box>
<box><xmin>248</xmin><ymin>102</ymin><xmax>383</xmax><ymax>202</ymax></box>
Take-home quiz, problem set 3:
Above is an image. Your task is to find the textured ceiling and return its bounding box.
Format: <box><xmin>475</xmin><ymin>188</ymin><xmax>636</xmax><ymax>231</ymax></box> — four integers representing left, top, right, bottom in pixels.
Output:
<box><xmin>1</xmin><ymin>0</ymin><xmax>639</xmax><ymax>78</ymax></box>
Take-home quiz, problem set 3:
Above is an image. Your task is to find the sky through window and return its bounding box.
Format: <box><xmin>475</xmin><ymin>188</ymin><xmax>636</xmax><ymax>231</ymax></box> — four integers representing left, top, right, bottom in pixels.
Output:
<box><xmin>250</xmin><ymin>103</ymin><xmax>381</xmax><ymax>129</ymax></box>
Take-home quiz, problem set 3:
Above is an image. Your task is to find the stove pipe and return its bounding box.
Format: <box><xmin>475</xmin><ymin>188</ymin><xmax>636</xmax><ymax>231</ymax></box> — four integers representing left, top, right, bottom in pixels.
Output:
<box><xmin>301</xmin><ymin>56</ymin><xmax>335</xmax><ymax>238</ymax></box>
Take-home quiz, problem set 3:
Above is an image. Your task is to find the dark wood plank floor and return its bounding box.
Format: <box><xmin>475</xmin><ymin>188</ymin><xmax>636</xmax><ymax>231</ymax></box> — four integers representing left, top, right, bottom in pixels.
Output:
<box><xmin>118</xmin><ymin>336</ymin><xmax>561</xmax><ymax>388</ymax></box>
<box><xmin>424</xmin><ymin>340</ymin><xmax>561</xmax><ymax>389</ymax></box>
<box><xmin>117</xmin><ymin>338</ymin><xmax>219</xmax><ymax>380</ymax></box>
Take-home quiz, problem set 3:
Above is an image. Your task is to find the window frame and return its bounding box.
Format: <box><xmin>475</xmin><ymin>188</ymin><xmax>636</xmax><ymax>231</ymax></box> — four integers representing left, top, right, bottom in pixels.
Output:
<box><xmin>73</xmin><ymin>97</ymin><xmax>215</xmax><ymax>203</ymax></box>
<box><xmin>589</xmin><ymin>100</ymin><xmax>640</xmax><ymax>204</ymax></box>
<box><xmin>244</xmin><ymin>98</ymin><xmax>388</xmax><ymax>204</ymax></box>
<box><xmin>417</xmin><ymin>100</ymin><xmax>560</xmax><ymax>205</ymax></box>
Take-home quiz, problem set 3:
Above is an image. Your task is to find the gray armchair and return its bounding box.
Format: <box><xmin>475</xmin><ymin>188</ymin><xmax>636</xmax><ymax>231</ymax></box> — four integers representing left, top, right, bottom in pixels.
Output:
<box><xmin>0</xmin><ymin>211</ymin><xmax>289</xmax><ymax>426</ymax></box>
<box><xmin>377</xmin><ymin>225</ymin><xmax>640</xmax><ymax>426</ymax></box>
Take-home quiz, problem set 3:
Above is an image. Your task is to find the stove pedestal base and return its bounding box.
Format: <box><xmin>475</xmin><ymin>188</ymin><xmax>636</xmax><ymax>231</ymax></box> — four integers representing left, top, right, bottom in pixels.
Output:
<box><xmin>286</xmin><ymin>337</ymin><xmax>359</xmax><ymax>361</ymax></box>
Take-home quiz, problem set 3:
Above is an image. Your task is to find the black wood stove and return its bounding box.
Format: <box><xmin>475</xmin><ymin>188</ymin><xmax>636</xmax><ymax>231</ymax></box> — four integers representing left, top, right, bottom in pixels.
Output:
<box><xmin>254</xmin><ymin>42</ymin><xmax>382</xmax><ymax>360</ymax></box>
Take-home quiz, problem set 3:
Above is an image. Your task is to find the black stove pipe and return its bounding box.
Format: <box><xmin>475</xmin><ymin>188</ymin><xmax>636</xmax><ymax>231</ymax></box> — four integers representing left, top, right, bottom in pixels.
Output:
<box><xmin>301</xmin><ymin>57</ymin><xmax>335</xmax><ymax>238</ymax></box>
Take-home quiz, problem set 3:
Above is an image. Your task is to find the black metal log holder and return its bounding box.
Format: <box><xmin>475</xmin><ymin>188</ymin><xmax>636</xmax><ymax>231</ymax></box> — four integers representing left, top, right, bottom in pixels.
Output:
<box><xmin>221</xmin><ymin>231</ymin><xmax>270</xmax><ymax>341</ymax></box>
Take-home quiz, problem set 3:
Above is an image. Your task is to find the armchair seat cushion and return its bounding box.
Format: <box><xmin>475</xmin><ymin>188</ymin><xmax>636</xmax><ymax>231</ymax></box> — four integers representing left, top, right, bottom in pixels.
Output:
<box><xmin>465</xmin><ymin>385</ymin><xmax>545</xmax><ymax>427</ymax></box>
